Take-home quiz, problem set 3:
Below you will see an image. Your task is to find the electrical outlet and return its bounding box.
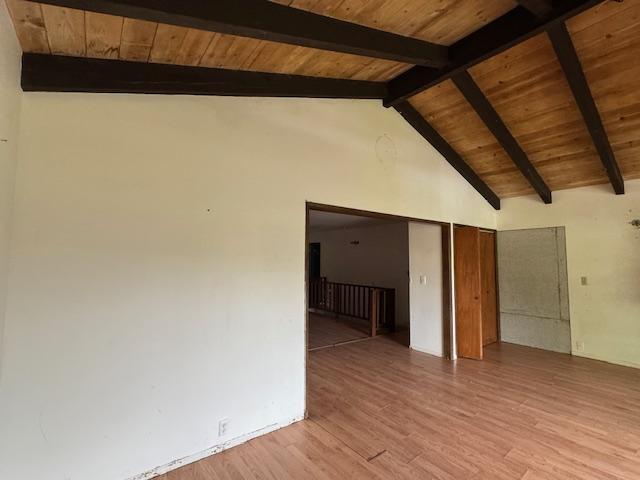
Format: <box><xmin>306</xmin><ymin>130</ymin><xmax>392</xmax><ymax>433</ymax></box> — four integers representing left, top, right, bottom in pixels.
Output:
<box><xmin>218</xmin><ymin>418</ymin><xmax>230</xmax><ymax>437</ymax></box>
<box><xmin>575</xmin><ymin>341</ymin><xmax>585</xmax><ymax>352</ymax></box>
<box><xmin>580</xmin><ymin>276</ymin><xmax>588</xmax><ymax>286</ymax></box>
<box><xmin>420</xmin><ymin>275</ymin><xmax>427</xmax><ymax>285</ymax></box>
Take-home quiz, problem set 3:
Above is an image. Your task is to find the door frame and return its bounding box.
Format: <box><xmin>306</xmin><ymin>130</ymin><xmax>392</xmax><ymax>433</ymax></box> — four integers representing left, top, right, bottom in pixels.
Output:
<box><xmin>479</xmin><ymin>228</ymin><xmax>501</xmax><ymax>345</ymax></box>
<box><xmin>304</xmin><ymin>202</ymin><xmax>454</xmax><ymax>413</ymax></box>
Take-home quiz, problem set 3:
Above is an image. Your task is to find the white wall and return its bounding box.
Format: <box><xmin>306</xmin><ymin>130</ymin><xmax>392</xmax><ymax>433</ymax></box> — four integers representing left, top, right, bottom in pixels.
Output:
<box><xmin>0</xmin><ymin>90</ymin><xmax>497</xmax><ymax>480</ymax></box>
<box><xmin>0</xmin><ymin>2</ymin><xmax>22</xmax><ymax>375</ymax></box>
<box><xmin>408</xmin><ymin>222</ymin><xmax>444</xmax><ymax>357</ymax></box>
<box><xmin>497</xmin><ymin>180</ymin><xmax>640</xmax><ymax>368</ymax></box>
<box><xmin>309</xmin><ymin>222</ymin><xmax>409</xmax><ymax>327</ymax></box>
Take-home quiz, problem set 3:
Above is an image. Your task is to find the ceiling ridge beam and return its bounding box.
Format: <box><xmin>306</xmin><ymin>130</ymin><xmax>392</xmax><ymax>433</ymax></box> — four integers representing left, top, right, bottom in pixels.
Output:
<box><xmin>548</xmin><ymin>22</ymin><xmax>625</xmax><ymax>194</ymax></box>
<box><xmin>452</xmin><ymin>71</ymin><xmax>552</xmax><ymax>204</ymax></box>
<box><xmin>384</xmin><ymin>0</ymin><xmax>608</xmax><ymax>107</ymax></box>
<box><xmin>394</xmin><ymin>101</ymin><xmax>501</xmax><ymax>210</ymax></box>
<box><xmin>20</xmin><ymin>53</ymin><xmax>388</xmax><ymax>99</ymax></box>
<box><xmin>29</xmin><ymin>0</ymin><xmax>449</xmax><ymax>67</ymax></box>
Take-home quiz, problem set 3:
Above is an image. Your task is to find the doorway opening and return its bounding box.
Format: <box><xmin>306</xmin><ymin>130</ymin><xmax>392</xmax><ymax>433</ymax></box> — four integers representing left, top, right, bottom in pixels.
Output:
<box><xmin>305</xmin><ymin>203</ymin><xmax>453</xmax><ymax>351</ymax></box>
<box><xmin>307</xmin><ymin>209</ymin><xmax>408</xmax><ymax>350</ymax></box>
<box><xmin>305</xmin><ymin>203</ymin><xmax>453</xmax><ymax>416</ymax></box>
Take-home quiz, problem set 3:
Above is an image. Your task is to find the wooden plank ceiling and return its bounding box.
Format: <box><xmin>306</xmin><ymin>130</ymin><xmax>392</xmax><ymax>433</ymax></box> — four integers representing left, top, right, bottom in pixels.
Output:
<box><xmin>5</xmin><ymin>0</ymin><xmax>640</xmax><ymax>203</ymax></box>
<box><xmin>410</xmin><ymin>0</ymin><xmax>640</xmax><ymax>197</ymax></box>
<box><xmin>6</xmin><ymin>0</ymin><xmax>515</xmax><ymax>80</ymax></box>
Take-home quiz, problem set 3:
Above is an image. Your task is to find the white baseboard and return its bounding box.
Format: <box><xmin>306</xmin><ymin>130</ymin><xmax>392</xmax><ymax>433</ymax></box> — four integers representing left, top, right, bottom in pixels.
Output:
<box><xmin>128</xmin><ymin>414</ymin><xmax>305</xmax><ymax>480</ymax></box>
<box><xmin>571</xmin><ymin>351</ymin><xmax>640</xmax><ymax>370</ymax></box>
<box><xmin>410</xmin><ymin>345</ymin><xmax>442</xmax><ymax>358</ymax></box>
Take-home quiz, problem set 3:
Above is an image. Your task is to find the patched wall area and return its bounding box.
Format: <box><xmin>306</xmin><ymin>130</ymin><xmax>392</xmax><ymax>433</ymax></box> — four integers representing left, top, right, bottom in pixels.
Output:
<box><xmin>497</xmin><ymin>227</ymin><xmax>571</xmax><ymax>353</ymax></box>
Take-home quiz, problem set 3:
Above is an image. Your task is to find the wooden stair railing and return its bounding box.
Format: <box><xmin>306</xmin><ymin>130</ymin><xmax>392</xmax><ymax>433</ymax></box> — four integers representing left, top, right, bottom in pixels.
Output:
<box><xmin>309</xmin><ymin>278</ymin><xmax>395</xmax><ymax>336</ymax></box>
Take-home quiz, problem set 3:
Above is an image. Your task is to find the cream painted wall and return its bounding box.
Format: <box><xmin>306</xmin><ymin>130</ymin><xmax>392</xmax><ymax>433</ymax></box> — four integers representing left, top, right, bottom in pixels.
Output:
<box><xmin>309</xmin><ymin>222</ymin><xmax>409</xmax><ymax>327</ymax></box>
<box><xmin>497</xmin><ymin>180</ymin><xmax>640</xmax><ymax>368</ymax></box>
<box><xmin>408</xmin><ymin>222</ymin><xmax>443</xmax><ymax>357</ymax></box>
<box><xmin>0</xmin><ymin>92</ymin><xmax>497</xmax><ymax>480</ymax></box>
<box><xmin>0</xmin><ymin>2</ymin><xmax>22</xmax><ymax>374</ymax></box>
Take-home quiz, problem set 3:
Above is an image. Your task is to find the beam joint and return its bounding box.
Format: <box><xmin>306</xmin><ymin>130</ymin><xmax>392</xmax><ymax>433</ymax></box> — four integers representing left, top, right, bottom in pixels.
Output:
<box><xmin>515</xmin><ymin>0</ymin><xmax>554</xmax><ymax>18</ymax></box>
<box><xmin>384</xmin><ymin>1</ymin><xmax>608</xmax><ymax>106</ymax></box>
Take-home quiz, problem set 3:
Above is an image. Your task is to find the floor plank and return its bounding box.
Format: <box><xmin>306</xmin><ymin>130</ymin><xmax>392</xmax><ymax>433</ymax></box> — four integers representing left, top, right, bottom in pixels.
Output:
<box><xmin>308</xmin><ymin>312</ymin><xmax>369</xmax><ymax>350</ymax></box>
<box><xmin>159</xmin><ymin>339</ymin><xmax>640</xmax><ymax>480</ymax></box>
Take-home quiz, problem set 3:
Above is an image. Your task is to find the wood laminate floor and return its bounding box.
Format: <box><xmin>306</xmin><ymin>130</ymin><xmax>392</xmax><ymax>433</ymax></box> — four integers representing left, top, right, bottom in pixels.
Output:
<box><xmin>308</xmin><ymin>312</ymin><xmax>369</xmax><ymax>350</ymax></box>
<box><xmin>158</xmin><ymin>338</ymin><xmax>640</xmax><ymax>480</ymax></box>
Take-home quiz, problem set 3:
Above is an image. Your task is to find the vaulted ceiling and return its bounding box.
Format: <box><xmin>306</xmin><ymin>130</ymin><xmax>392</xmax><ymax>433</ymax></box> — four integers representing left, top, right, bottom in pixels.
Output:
<box><xmin>5</xmin><ymin>0</ymin><xmax>640</xmax><ymax>209</ymax></box>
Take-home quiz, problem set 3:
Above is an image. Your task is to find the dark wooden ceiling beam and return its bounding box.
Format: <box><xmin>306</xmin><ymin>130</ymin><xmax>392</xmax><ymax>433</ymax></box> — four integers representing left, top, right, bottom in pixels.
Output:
<box><xmin>384</xmin><ymin>0</ymin><xmax>607</xmax><ymax>106</ymax></box>
<box><xmin>30</xmin><ymin>0</ymin><xmax>449</xmax><ymax>67</ymax></box>
<box><xmin>452</xmin><ymin>71</ymin><xmax>552</xmax><ymax>204</ymax></box>
<box><xmin>21</xmin><ymin>53</ymin><xmax>388</xmax><ymax>99</ymax></box>
<box><xmin>394</xmin><ymin>101</ymin><xmax>501</xmax><ymax>210</ymax></box>
<box><xmin>548</xmin><ymin>23</ymin><xmax>625</xmax><ymax>194</ymax></box>
<box><xmin>515</xmin><ymin>0</ymin><xmax>554</xmax><ymax>18</ymax></box>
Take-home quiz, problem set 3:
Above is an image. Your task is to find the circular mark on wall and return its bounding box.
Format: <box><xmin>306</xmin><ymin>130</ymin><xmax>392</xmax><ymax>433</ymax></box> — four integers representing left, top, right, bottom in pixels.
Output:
<box><xmin>375</xmin><ymin>134</ymin><xmax>397</xmax><ymax>169</ymax></box>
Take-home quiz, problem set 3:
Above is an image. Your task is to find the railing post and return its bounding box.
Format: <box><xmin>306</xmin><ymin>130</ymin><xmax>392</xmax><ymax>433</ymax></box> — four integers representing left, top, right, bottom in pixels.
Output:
<box><xmin>322</xmin><ymin>277</ymin><xmax>327</xmax><ymax>309</ymax></box>
<box><xmin>370</xmin><ymin>288</ymin><xmax>379</xmax><ymax>337</ymax></box>
<box><xmin>385</xmin><ymin>289</ymin><xmax>396</xmax><ymax>332</ymax></box>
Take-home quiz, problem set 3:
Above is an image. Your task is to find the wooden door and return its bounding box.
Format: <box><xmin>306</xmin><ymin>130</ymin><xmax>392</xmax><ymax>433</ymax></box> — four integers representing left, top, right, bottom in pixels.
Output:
<box><xmin>454</xmin><ymin>226</ymin><xmax>483</xmax><ymax>360</ymax></box>
<box><xmin>480</xmin><ymin>231</ymin><xmax>498</xmax><ymax>346</ymax></box>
